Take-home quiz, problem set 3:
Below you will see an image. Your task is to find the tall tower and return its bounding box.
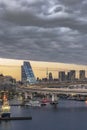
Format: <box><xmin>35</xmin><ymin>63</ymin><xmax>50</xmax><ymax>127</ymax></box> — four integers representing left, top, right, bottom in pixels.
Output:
<box><xmin>67</xmin><ymin>70</ymin><xmax>76</xmax><ymax>81</ymax></box>
<box><xmin>49</xmin><ymin>72</ymin><xmax>53</xmax><ymax>81</ymax></box>
<box><xmin>46</xmin><ymin>68</ymin><xmax>48</xmax><ymax>79</ymax></box>
<box><xmin>59</xmin><ymin>71</ymin><xmax>66</xmax><ymax>81</ymax></box>
<box><xmin>70</xmin><ymin>70</ymin><xmax>76</xmax><ymax>81</ymax></box>
<box><xmin>79</xmin><ymin>70</ymin><xmax>85</xmax><ymax>80</ymax></box>
<box><xmin>21</xmin><ymin>61</ymin><xmax>36</xmax><ymax>84</ymax></box>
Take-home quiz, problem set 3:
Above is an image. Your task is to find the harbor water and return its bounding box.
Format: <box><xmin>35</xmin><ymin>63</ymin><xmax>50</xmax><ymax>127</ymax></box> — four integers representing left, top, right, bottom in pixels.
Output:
<box><xmin>0</xmin><ymin>99</ymin><xmax>87</xmax><ymax>130</ymax></box>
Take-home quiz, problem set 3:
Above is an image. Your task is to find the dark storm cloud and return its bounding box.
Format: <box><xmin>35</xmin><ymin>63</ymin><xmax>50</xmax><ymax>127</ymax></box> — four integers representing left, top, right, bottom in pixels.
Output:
<box><xmin>0</xmin><ymin>0</ymin><xmax>87</xmax><ymax>64</ymax></box>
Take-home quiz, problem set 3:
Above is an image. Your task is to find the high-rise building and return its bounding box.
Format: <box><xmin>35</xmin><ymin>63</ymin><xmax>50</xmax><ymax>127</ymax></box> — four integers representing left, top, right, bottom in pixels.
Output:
<box><xmin>70</xmin><ymin>70</ymin><xmax>76</xmax><ymax>81</ymax></box>
<box><xmin>49</xmin><ymin>72</ymin><xmax>53</xmax><ymax>81</ymax></box>
<box><xmin>67</xmin><ymin>70</ymin><xmax>76</xmax><ymax>81</ymax></box>
<box><xmin>59</xmin><ymin>71</ymin><xmax>66</xmax><ymax>81</ymax></box>
<box><xmin>21</xmin><ymin>61</ymin><xmax>36</xmax><ymax>84</ymax></box>
<box><xmin>79</xmin><ymin>70</ymin><xmax>85</xmax><ymax>80</ymax></box>
<box><xmin>67</xmin><ymin>72</ymin><xmax>71</xmax><ymax>81</ymax></box>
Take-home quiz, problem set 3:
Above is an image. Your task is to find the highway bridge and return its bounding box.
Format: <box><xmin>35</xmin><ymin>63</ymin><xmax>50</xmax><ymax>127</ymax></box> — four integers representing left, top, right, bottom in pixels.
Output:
<box><xmin>26</xmin><ymin>82</ymin><xmax>87</xmax><ymax>88</ymax></box>
<box><xmin>17</xmin><ymin>87</ymin><xmax>87</xmax><ymax>96</ymax></box>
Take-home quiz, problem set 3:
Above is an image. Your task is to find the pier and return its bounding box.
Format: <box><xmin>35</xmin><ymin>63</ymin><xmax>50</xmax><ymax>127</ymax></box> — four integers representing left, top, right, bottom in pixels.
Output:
<box><xmin>0</xmin><ymin>116</ymin><xmax>32</xmax><ymax>121</ymax></box>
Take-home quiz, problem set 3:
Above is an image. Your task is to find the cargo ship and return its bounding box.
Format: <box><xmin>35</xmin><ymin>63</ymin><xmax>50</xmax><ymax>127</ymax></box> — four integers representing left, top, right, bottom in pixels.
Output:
<box><xmin>0</xmin><ymin>93</ymin><xmax>11</xmax><ymax>118</ymax></box>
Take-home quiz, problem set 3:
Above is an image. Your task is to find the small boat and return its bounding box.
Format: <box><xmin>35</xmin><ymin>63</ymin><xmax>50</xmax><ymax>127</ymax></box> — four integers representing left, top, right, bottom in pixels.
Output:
<box><xmin>41</xmin><ymin>98</ymin><xmax>50</xmax><ymax>103</ymax></box>
<box><xmin>41</xmin><ymin>98</ymin><xmax>50</xmax><ymax>106</ymax></box>
<box><xmin>25</xmin><ymin>100</ymin><xmax>41</xmax><ymax>107</ymax></box>
<box><xmin>0</xmin><ymin>93</ymin><xmax>11</xmax><ymax>118</ymax></box>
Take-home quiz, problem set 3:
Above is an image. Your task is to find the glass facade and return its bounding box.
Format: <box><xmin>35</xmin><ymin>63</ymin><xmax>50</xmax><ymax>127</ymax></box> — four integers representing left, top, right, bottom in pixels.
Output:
<box><xmin>21</xmin><ymin>61</ymin><xmax>36</xmax><ymax>84</ymax></box>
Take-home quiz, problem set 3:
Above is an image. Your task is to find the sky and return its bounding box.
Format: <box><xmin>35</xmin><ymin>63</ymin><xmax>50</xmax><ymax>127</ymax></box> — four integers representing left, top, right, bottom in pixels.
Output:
<box><xmin>0</xmin><ymin>0</ymin><xmax>87</xmax><ymax>65</ymax></box>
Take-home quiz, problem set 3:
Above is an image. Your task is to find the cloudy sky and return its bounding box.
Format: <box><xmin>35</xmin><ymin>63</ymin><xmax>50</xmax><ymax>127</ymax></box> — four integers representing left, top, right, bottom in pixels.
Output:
<box><xmin>0</xmin><ymin>0</ymin><xmax>87</xmax><ymax>65</ymax></box>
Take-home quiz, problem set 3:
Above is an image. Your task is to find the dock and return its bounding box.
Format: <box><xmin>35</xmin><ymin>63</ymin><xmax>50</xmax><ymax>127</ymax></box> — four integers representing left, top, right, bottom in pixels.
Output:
<box><xmin>0</xmin><ymin>116</ymin><xmax>32</xmax><ymax>121</ymax></box>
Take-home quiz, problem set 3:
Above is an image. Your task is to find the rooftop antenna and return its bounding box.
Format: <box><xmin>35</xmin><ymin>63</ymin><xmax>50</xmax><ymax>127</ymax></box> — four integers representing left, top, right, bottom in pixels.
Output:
<box><xmin>46</xmin><ymin>68</ymin><xmax>48</xmax><ymax>79</ymax></box>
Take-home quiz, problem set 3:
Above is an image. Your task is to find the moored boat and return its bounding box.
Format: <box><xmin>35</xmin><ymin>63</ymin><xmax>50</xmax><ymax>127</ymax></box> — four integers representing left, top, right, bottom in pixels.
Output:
<box><xmin>41</xmin><ymin>98</ymin><xmax>50</xmax><ymax>106</ymax></box>
<box><xmin>25</xmin><ymin>100</ymin><xmax>41</xmax><ymax>107</ymax></box>
<box><xmin>41</xmin><ymin>98</ymin><xmax>50</xmax><ymax>103</ymax></box>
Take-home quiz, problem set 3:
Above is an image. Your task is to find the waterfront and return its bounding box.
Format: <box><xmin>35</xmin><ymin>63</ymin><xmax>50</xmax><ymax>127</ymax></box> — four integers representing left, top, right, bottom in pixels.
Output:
<box><xmin>0</xmin><ymin>100</ymin><xmax>87</xmax><ymax>130</ymax></box>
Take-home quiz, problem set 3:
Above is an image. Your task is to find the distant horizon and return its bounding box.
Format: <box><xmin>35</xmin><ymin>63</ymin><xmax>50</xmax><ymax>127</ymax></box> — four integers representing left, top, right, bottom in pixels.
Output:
<box><xmin>0</xmin><ymin>57</ymin><xmax>87</xmax><ymax>67</ymax></box>
<box><xmin>0</xmin><ymin>58</ymin><xmax>87</xmax><ymax>81</ymax></box>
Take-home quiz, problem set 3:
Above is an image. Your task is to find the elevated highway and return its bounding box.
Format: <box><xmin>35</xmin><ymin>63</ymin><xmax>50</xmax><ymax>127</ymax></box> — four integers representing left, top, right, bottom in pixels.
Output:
<box><xmin>28</xmin><ymin>82</ymin><xmax>87</xmax><ymax>88</ymax></box>
<box><xmin>17</xmin><ymin>87</ymin><xmax>87</xmax><ymax>96</ymax></box>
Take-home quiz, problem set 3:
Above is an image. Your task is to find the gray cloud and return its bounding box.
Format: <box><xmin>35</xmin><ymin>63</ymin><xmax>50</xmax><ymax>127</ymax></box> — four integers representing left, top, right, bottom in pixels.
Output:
<box><xmin>0</xmin><ymin>0</ymin><xmax>87</xmax><ymax>65</ymax></box>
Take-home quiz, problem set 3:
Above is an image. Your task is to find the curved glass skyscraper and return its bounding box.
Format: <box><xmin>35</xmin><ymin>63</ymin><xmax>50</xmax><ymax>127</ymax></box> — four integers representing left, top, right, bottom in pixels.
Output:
<box><xmin>21</xmin><ymin>61</ymin><xmax>36</xmax><ymax>84</ymax></box>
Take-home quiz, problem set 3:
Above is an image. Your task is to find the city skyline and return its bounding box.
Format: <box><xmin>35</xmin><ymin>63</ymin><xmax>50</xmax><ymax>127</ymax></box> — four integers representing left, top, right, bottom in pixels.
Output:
<box><xmin>0</xmin><ymin>0</ymin><xmax>87</xmax><ymax>65</ymax></box>
<box><xmin>0</xmin><ymin>58</ymin><xmax>87</xmax><ymax>81</ymax></box>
